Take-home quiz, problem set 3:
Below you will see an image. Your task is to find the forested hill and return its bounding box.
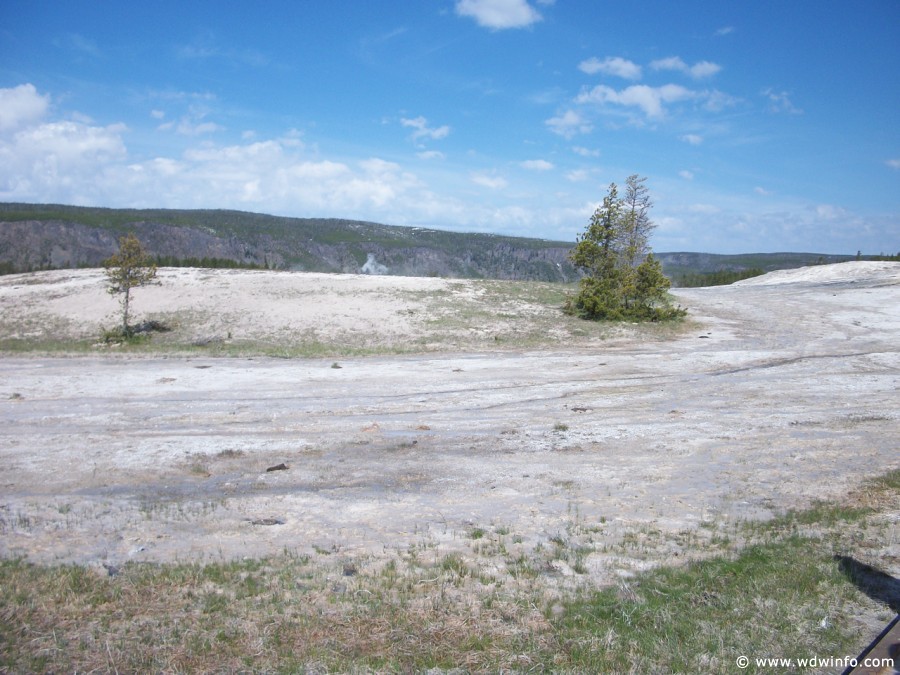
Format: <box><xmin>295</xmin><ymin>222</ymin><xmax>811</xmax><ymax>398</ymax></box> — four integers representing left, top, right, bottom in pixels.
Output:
<box><xmin>0</xmin><ymin>203</ymin><xmax>579</xmax><ymax>281</ymax></box>
<box><xmin>0</xmin><ymin>203</ymin><xmax>859</xmax><ymax>282</ymax></box>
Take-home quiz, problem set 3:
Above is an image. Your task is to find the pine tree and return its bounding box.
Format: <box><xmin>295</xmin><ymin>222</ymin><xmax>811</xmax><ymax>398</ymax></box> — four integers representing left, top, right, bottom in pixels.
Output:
<box><xmin>620</xmin><ymin>175</ymin><xmax>653</xmax><ymax>266</ymax></box>
<box><xmin>619</xmin><ymin>174</ymin><xmax>654</xmax><ymax>309</ymax></box>
<box><xmin>104</xmin><ymin>234</ymin><xmax>158</xmax><ymax>336</ymax></box>
<box><xmin>633</xmin><ymin>253</ymin><xmax>671</xmax><ymax>316</ymax></box>
<box><xmin>567</xmin><ymin>184</ymin><xmax>624</xmax><ymax>319</ymax></box>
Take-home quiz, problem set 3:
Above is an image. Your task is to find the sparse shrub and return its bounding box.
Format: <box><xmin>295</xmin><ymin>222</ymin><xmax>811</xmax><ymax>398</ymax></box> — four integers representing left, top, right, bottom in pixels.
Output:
<box><xmin>100</xmin><ymin>318</ymin><xmax>170</xmax><ymax>345</ymax></box>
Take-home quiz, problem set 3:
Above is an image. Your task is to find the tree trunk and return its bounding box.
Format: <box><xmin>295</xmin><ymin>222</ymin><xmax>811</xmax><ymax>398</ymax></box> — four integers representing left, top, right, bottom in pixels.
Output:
<box><xmin>122</xmin><ymin>288</ymin><xmax>131</xmax><ymax>335</ymax></box>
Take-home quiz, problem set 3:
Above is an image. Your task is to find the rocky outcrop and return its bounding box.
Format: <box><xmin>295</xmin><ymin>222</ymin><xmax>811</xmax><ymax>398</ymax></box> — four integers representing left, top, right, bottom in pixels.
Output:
<box><xmin>0</xmin><ymin>221</ymin><xmax>118</xmax><ymax>270</ymax></box>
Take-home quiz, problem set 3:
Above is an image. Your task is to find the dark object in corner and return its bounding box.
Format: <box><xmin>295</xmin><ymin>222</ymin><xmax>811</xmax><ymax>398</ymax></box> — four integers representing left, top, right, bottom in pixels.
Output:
<box><xmin>835</xmin><ymin>555</ymin><xmax>900</xmax><ymax>675</ymax></box>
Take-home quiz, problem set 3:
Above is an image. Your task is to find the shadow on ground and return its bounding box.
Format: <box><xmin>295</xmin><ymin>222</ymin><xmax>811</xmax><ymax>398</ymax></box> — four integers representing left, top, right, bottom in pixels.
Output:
<box><xmin>836</xmin><ymin>555</ymin><xmax>900</xmax><ymax>612</ymax></box>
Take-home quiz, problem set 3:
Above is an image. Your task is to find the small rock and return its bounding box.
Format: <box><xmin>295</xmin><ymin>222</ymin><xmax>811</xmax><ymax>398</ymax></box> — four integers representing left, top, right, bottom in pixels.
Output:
<box><xmin>250</xmin><ymin>517</ymin><xmax>285</xmax><ymax>526</ymax></box>
<box><xmin>266</xmin><ymin>463</ymin><xmax>288</xmax><ymax>472</ymax></box>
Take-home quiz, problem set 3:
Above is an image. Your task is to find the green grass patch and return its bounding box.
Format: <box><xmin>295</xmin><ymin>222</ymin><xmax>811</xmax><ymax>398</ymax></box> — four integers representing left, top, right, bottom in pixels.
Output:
<box><xmin>555</xmin><ymin>537</ymin><xmax>862</xmax><ymax>673</ymax></box>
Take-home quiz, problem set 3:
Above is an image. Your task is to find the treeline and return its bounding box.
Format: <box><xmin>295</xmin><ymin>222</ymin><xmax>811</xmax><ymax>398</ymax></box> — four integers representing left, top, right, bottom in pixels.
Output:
<box><xmin>153</xmin><ymin>255</ymin><xmax>270</xmax><ymax>270</ymax></box>
<box><xmin>674</xmin><ymin>268</ymin><xmax>765</xmax><ymax>287</ymax></box>
<box><xmin>0</xmin><ymin>257</ymin><xmax>270</xmax><ymax>276</ymax></box>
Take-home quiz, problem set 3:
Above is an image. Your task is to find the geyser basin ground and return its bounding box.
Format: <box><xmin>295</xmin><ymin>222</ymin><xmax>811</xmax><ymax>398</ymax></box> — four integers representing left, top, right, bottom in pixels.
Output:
<box><xmin>0</xmin><ymin>262</ymin><xmax>897</xmax><ymax>591</ymax></box>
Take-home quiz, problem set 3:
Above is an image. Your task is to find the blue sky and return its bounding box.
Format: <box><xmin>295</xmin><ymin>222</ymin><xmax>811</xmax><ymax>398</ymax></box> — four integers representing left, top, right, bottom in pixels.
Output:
<box><xmin>1</xmin><ymin>0</ymin><xmax>898</xmax><ymax>254</ymax></box>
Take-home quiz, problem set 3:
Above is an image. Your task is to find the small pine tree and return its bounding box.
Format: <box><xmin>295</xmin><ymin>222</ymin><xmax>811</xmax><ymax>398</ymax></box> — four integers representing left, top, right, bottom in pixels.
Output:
<box><xmin>104</xmin><ymin>234</ymin><xmax>158</xmax><ymax>336</ymax></box>
<box><xmin>633</xmin><ymin>253</ymin><xmax>674</xmax><ymax>318</ymax></box>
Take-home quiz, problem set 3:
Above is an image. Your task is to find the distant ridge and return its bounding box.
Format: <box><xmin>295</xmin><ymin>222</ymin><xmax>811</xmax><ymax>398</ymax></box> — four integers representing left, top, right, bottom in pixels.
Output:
<box><xmin>0</xmin><ymin>203</ymin><xmax>579</xmax><ymax>281</ymax></box>
<box><xmin>0</xmin><ymin>203</ymin><xmax>862</xmax><ymax>283</ymax></box>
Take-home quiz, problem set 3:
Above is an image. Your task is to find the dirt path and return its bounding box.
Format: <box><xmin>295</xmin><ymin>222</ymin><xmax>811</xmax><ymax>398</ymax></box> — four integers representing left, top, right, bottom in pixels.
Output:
<box><xmin>1</xmin><ymin>262</ymin><xmax>898</xmax><ymax>586</ymax></box>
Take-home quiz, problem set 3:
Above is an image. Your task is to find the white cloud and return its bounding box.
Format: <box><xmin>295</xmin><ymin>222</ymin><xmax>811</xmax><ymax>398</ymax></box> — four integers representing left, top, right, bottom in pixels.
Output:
<box><xmin>689</xmin><ymin>61</ymin><xmax>722</xmax><ymax>78</ymax></box>
<box><xmin>763</xmin><ymin>88</ymin><xmax>802</xmax><ymax>114</ymax></box>
<box><xmin>576</xmin><ymin>83</ymin><xmax>694</xmax><ymax>118</ymax></box>
<box><xmin>566</xmin><ymin>169</ymin><xmax>589</xmax><ymax>182</ymax></box>
<box><xmin>0</xmin><ymin>87</ymin><xmax>436</xmax><ymax>221</ymax></box>
<box><xmin>470</xmin><ymin>172</ymin><xmax>508</xmax><ymax>189</ymax></box>
<box><xmin>654</xmin><ymin>188</ymin><xmax>896</xmax><ymax>256</ymax></box>
<box><xmin>455</xmin><ymin>0</ymin><xmax>543</xmax><ymax>30</ymax></box>
<box><xmin>400</xmin><ymin>116</ymin><xmax>451</xmax><ymax>141</ymax></box>
<box><xmin>417</xmin><ymin>150</ymin><xmax>445</xmax><ymax>160</ymax></box>
<box><xmin>578</xmin><ymin>56</ymin><xmax>642</xmax><ymax>80</ymax></box>
<box><xmin>0</xmin><ymin>84</ymin><xmax>50</xmax><ymax>131</ymax></box>
<box><xmin>815</xmin><ymin>204</ymin><xmax>848</xmax><ymax>220</ymax></box>
<box><xmin>650</xmin><ymin>57</ymin><xmax>722</xmax><ymax>79</ymax></box>
<box><xmin>140</xmin><ymin>141</ymin><xmax>423</xmax><ymax>214</ymax></box>
<box><xmin>884</xmin><ymin>159</ymin><xmax>900</xmax><ymax>170</ymax></box>
<box><xmin>545</xmin><ymin>109</ymin><xmax>593</xmax><ymax>138</ymax></box>
<box><xmin>678</xmin><ymin>170</ymin><xmax>694</xmax><ymax>180</ymax></box>
<box><xmin>528</xmin><ymin>87</ymin><xmax>565</xmax><ymax>105</ymax></box>
<box><xmin>147</xmin><ymin>89</ymin><xmax>217</xmax><ymax>104</ymax></box>
<box><xmin>359</xmin><ymin>157</ymin><xmax>402</xmax><ymax>174</ymax></box>
<box><xmin>754</xmin><ymin>186</ymin><xmax>771</xmax><ymax>196</ymax></box>
<box><xmin>701</xmin><ymin>89</ymin><xmax>739</xmax><ymax>112</ymax></box>
<box><xmin>680</xmin><ymin>134</ymin><xmax>703</xmax><ymax>145</ymax></box>
<box><xmin>0</xmin><ymin>114</ymin><xmax>128</xmax><ymax>203</ymax></box>
<box><xmin>157</xmin><ymin>104</ymin><xmax>225</xmax><ymax>136</ymax></box>
<box><xmin>715</xmin><ymin>26</ymin><xmax>734</xmax><ymax>36</ymax></box>
<box><xmin>650</xmin><ymin>56</ymin><xmax>687</xmax><ymax>72</ymax></box>
<box><xmin>572</xmin><ymin>146</ymin><xmax>600</xmax><ymax>157</ymax></box>
<box><xmin>176</xmin><ymin>120</ymin><xmax>224</xmax><ymax>135</ymax></box>
<box><xmin>519</xmin><ymin>159</ymin><xmax>554</xmax><ymax>171</ymax></box>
